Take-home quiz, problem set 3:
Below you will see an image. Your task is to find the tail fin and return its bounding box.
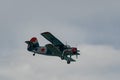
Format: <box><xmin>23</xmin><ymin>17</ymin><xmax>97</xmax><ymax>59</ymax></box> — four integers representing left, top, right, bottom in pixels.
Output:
<box><xmin>25</xmin><ymin>37</ymin><xmax>39</xmax><ymax>51</ymax></box>
<box><xmin>30</xmin><ymin>37</ymin><xmax>39</xmax><ymax>47</ymax></box>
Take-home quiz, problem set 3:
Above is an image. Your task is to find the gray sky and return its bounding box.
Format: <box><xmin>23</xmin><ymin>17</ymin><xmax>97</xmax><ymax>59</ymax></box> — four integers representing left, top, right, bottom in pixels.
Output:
<box><xmin>0</xmin><ymin>0</ymin><xmax>120</xmax><ymax>80</ymax></box>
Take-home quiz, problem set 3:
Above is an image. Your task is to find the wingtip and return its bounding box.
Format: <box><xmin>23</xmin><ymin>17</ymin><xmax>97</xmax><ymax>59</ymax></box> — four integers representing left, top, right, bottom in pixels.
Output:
<box><xmin>41</xmin><ymin>32</ymin><xmax>50</xmax><ymax>34</ymax></box>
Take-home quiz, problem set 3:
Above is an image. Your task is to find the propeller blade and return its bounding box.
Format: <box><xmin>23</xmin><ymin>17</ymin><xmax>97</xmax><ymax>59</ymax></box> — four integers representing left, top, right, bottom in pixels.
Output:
<box><xmin>76</xmin><ymin>54</ymin><xmax>78</xmax><ymax>59</ymax></box>
<box><xmin>77</xmin><ymin>50</ymin><xmax>80</xmax><ymax>52</ymax></box>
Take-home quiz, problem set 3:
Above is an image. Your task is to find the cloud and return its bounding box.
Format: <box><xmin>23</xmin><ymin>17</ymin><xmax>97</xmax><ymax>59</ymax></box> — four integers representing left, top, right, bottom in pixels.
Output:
<box><xmin>1</xmin><ymin>0</ymin><xmax>120</xmax><ymax>48</ymax></box>
<box><xmin>0</xmin><ymin>45</ymin><xmax>120</xmax><ymax>80</ymax></box>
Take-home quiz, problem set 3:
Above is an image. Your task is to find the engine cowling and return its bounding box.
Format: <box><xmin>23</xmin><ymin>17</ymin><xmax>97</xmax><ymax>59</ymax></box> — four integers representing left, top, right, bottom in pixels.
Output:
<box><xmin>72</xmin><ymin>47</ymin><xmax>77</xmax><ymax>54</ymax></box>
<box><xmin>63</xmin><ymin>47</ymin><xmax>77</xmax><ymax>54</ymax></box>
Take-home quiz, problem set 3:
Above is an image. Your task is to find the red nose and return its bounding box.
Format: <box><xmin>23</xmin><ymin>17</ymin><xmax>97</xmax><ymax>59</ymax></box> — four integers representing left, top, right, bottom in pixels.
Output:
<box><xmin>72</xmin><ymin>48</ymin><xmax>77</xmax><ymax>54</ymax></box>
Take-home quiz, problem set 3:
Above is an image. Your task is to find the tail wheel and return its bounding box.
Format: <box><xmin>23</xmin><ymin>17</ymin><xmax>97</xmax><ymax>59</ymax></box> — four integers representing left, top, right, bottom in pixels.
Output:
<box><xmin>67</xmin><ymin>60</ymin><xmax>71</xmax><ymax>64</ymax></box>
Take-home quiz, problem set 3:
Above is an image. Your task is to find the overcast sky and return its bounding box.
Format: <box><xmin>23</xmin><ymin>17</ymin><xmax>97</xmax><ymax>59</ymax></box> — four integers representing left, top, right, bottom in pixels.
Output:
<box><xmin>0</xmin><ymin>0</ymin><xmax>120</xmax><ymax>80</ymax></box>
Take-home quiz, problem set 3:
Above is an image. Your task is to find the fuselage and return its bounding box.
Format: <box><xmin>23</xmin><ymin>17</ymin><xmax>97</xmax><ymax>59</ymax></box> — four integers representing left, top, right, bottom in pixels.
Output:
<box><xmin>28</xmin><ymin>45</ymin><xmax>58</xmax><ymax>56</ymax></box>
<box><xmin>27</xmin><ymin>44</ymin><xmax>79</xmax><ymax>57</ymax></box>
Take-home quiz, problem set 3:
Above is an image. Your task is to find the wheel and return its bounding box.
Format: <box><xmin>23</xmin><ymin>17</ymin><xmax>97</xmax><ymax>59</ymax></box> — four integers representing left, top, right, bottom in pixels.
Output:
<box><xmin>67</xmin><ymin>60</ymin><xmax>70</xmax><ymax>64</ymax></box>
<box><xmin>33</xmin><ymin>53</ymin><xmax>35</xmax><ymax>56</ymax></box>
<box><xmin>61</xmin><ymin>56</ymin><xmax>64</xmax><ymax>60</ymax></box>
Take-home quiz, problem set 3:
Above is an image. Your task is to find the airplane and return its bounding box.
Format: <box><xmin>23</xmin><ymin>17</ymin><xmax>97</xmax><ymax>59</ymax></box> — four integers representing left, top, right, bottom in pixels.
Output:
<box><xmin>25</xmin><ymin>32</ymin><xmax>80</xmax><ymax>64</ymax></box>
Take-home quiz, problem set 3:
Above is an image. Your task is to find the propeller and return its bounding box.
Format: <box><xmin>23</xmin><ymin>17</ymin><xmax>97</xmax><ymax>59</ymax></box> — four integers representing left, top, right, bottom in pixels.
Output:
<box><xmin>76</xmin><ymin>50</ymin><xmax>80</xmax><ymax>59</ymax></box>
<box><xmin>76</xmin><ymin>45</ymin><xmax>80</xmax><ymax>59</ymax></box>
<box><xmin>76</xmin><ymin>54</ymin><xmax>78</xmax><ymax>59</ymax></box>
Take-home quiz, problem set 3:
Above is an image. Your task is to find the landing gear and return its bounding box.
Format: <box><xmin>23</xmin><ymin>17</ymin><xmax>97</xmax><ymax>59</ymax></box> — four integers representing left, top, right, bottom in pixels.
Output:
<box><xmin>61</xmin><ymin>56</ymin><xmax>64</xmax><ymax>60</ymax></box>
<box><xmin>67</xmin><ymin>60</ymin><xmax>71</xmax><ymax>64</ymax></box>
<box><xmin>33</xmin><ymin>53</ymin><xmax>35</xmax><ymax>56</ymax></box>
<box><xmin>61</xmin><ymin>52</ymin><xmax>65</xmax><ymax>60</ymax></box>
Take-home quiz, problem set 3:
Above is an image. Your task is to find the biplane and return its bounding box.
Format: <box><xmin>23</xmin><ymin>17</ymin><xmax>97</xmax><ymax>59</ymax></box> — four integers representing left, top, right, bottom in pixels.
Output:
<box><xmin>25</xmin><ymin>32</ymin><xmax>80</xmax><ymax>64</ymax></box>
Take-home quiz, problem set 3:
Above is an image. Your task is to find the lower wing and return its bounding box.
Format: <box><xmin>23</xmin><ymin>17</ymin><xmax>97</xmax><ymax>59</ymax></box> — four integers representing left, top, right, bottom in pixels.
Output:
<box><xmin>46</xmin><ymin>44</ymin><xmax>76</xmax><ymax>62</ymax></box>
<box><xmin>64</xmin><ymin>56</ymin><xmax>76</xmax><ymax>62</ymax></box>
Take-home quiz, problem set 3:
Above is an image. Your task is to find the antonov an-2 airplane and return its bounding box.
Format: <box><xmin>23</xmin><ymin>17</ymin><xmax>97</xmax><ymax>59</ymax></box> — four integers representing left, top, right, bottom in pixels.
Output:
<box><xmin>25</xmin><ymin>32</ymin><xmax>80</xmax><ymax>64</ymax></box>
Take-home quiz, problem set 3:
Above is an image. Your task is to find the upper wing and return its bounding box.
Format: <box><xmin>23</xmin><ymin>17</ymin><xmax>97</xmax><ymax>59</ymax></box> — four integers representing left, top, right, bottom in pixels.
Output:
<box><xmin>46</xmin><ymin>44</ymin><xmax>76</xmax><ymax>62</ymax></box>
<box><xmin>41</xmin><ymin>32</ymin><xmax>64</xmax><ymax>46</ymax></box>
